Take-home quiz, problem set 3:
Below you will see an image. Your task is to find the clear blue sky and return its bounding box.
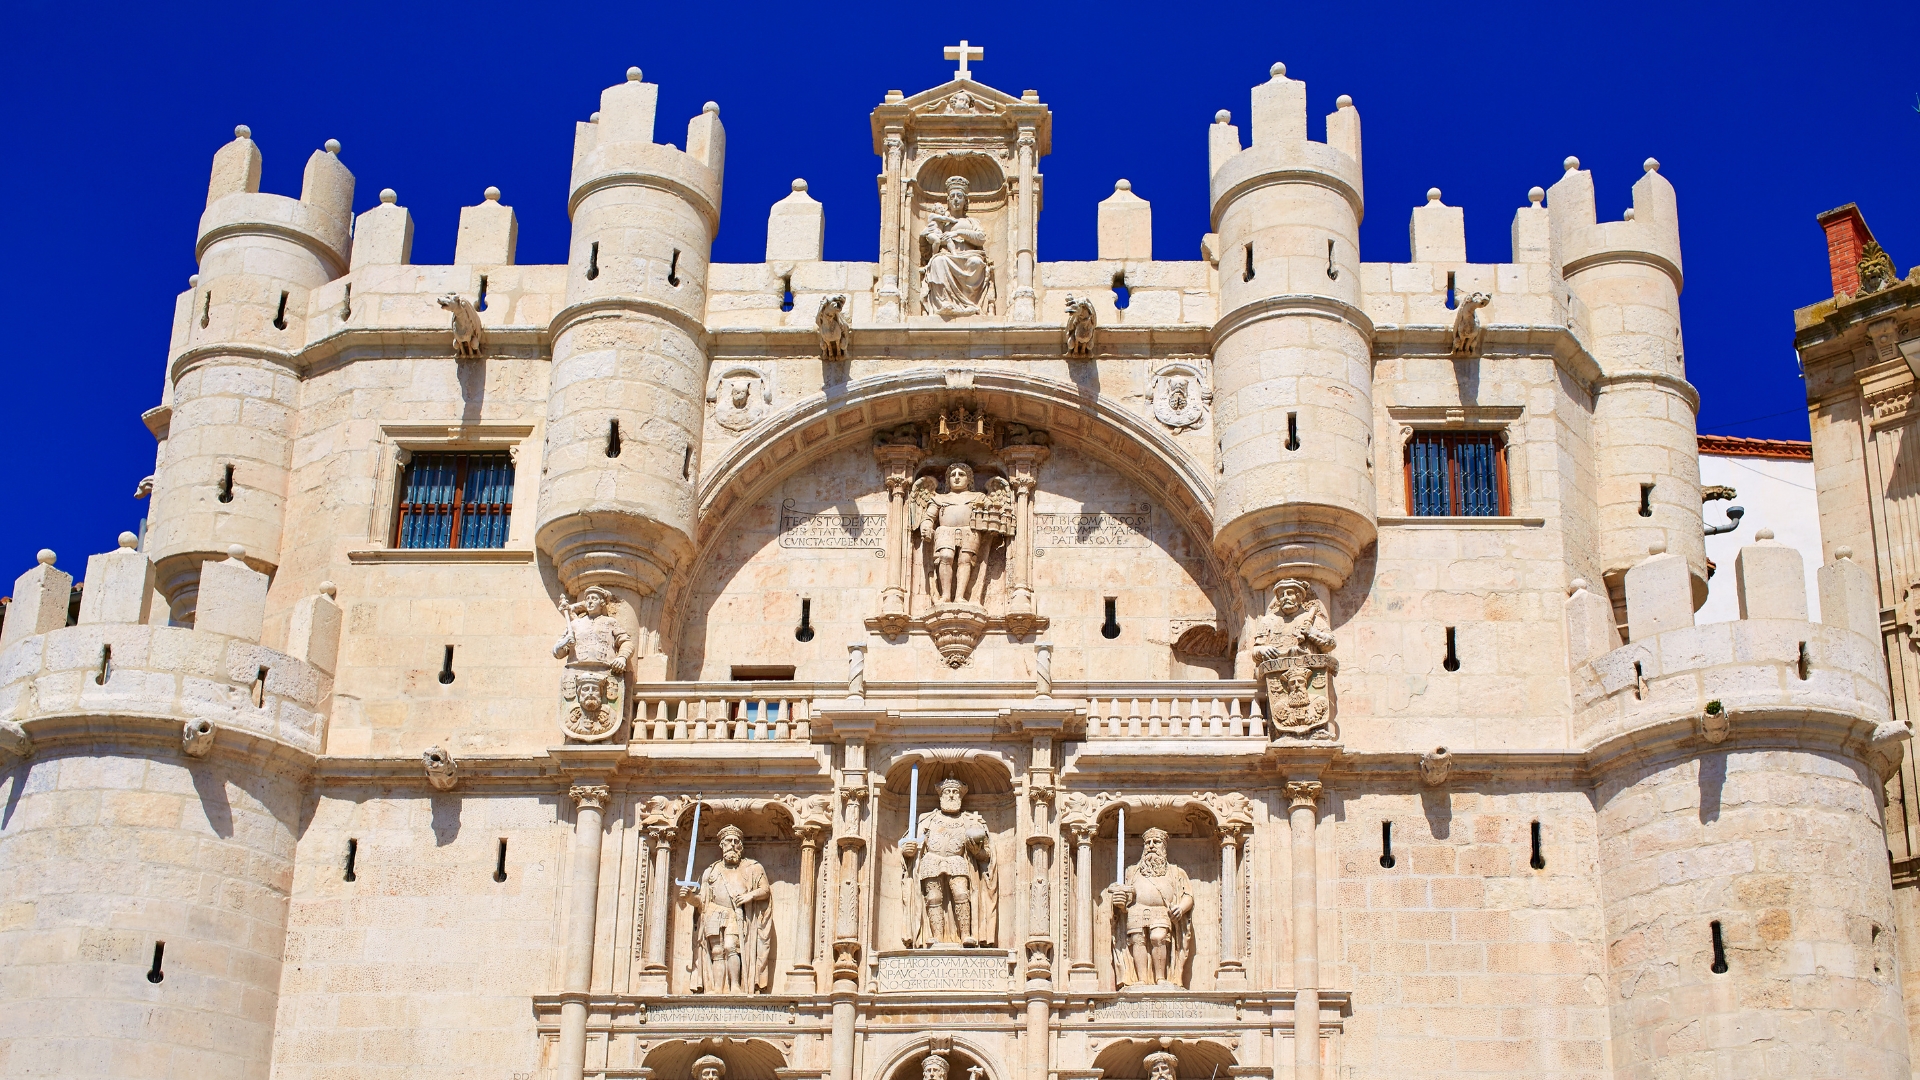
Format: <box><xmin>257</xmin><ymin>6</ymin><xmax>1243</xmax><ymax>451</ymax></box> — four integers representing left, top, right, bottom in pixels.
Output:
<box><xmin>2</xmin><ymin>0</ymin><xmax>1915</xmax><ymax>578</ymax></box>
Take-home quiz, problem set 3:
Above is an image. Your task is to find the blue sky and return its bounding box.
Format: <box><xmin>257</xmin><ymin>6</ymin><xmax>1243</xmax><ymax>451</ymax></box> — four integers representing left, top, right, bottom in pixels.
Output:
<box><xmin>1</xmin><ymin>0</ymin><xmax>1915</xmax><ymax>577</ymax></box>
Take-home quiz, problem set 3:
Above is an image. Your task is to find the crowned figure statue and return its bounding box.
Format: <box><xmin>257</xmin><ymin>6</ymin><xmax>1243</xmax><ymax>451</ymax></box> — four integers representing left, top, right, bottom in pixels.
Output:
<box><xmin>920</xmin><ymin>176</ymin><xmax>996</xmax><ymax>317</ymax></box>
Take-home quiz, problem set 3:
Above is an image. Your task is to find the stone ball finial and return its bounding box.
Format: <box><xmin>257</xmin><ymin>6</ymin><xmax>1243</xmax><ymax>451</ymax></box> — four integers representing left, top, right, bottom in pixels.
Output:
<box><xmin>35</xmin><ymin>549</ymin><xmax>54</xmax><ymax>566</ymax></box>
<box><xmin>626</xmin><ymin>66</ymin><xmax>643</xmax><ymax>82</ymax></box>
<box><xmin>792</xmin><ymin>178</ymin><xmax>808</xmax><ymax>192</ymax></box>
<box><xmin>589</xmin><ymin>111</ymin><xmax>600</xmax><ymax>123</ymax></box>
<box><xmin>227</xmin><ymin>544</ymin><xmax>247</xmax><ymax>561</ymax></box>
<box><xmin>1563</xmin><ymin>155</ymin><xmax>1580</xmax><ymax>171</ymax></box>
<box><xmin>1528</xmin><ymin>186</ymin><xmax>1546</xmax><ymax>205</ymax></box>
<box><xmin>320</xmin><ymin>581</ymin><xmax>338</xmax><ymax>599</ymax></box>
<box><xmin>234</xmin><ymin>124</ymin><xmax>251</xmax><ymax>140</ymax></box>
<box><xmin>1648</xmin><ymin>540</ymin><xmax>1667</xmax><ymax>556</ymax></box>
<box><xmin>1115</xmin><ymin>179</ymin><xmax>1132</xmax><ymax>192</ymax></box>
<box><xmin>1336</xmin><ymin>94</ymin><xmax>1353</xmax><ymax>108</ymax></box>
<box><xmin>1427</xmin><ymin>187</ymin><xmax>1443</xmax><ymax>203</ymax></box>
<box><xmin>324</xmin><ymin>139</ymin><xmax>341</xmax><ymax>154</ymax></box>
<box><xmin>1644</xmin><ymin>157</ymin><xmax>1661</xmax><ymax>173</ymax></box>
<box><xmin>1270</xmin><ymin>62</ymin><xmax>1287</xmax><ymax>78</ymax></box>
<box><xmin>484</xmin><ymin>186</ymin><xmax>501</xmax><ymax>202</ymax></box>
<box><xmin>189</xmin><ymin>274</ymin><xmax>199</xmax><ymax>287</ymax></box>
<box><xmin>1569</xmin><ymin>578</ymin><xmax>1589</xmax><ymax>595</ymax></box>
<box><xmin>1756</xmin><ymin>528</ymin><xmax>1775</xmax><ymax>541</ymax></box>
<box><xmin>703</xmin><ymin>101</ymin><xmax>720</xmax><ymax>115</ymax></box>
<box><xmin>117</xmin><ymin>532</ymin><xmax>138</xmax><ymax>549</ymax></box>
<box><xmin>380</xmin><ymin>188</ymin><xmax>397</xmax><ymax>204</ymax></box>
<box><xmin>1214</xmin><ymin>109</ymin><xmax>1231</xmax><ymax>124</ymax></box>
<box><xmin>1837</xmin><ymin>546</ymin><xmax>1854</xmax><ymax>560</ymax></box>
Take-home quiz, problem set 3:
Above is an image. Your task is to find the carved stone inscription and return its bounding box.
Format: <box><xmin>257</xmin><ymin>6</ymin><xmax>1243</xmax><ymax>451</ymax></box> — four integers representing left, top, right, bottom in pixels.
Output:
<box><xmin>780</xmin><ymin>502</ymin><xmax>888</xmax><ymax>549</ymax></box>
<box><xmin>1093</xmin><ymin>998</ymin><xmax>1236</xmax><ymax>1021</ymax></box>
<box><xmin>874</xmin><ymin>949</ymin><xmax>1010</xmax><ymax>992</ymax></box>
<box><xmin>1032</xmin><ymin>512</ymin><xmax>1151</xmax><ymax>549</ymax></box>
<box><xmin>646</xmin><ymin>1003</ymin><xmax>794</xmax><ymax>1025</ymax></box>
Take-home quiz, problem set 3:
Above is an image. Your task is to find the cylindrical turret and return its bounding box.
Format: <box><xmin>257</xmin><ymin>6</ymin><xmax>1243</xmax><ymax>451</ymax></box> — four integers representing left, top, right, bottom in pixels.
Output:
<box><xmin>1209</xmin><ymin>65</ymin><xmax>1374</xmax><ymax>598</ymax></box>
<box><xmin>1549</xmin><ymin>158</ymin><xmax>1705</xmax><ymax>608</ymax></box>
<box><xmin>537</xmin><ymin>69</ymin><xmax>724</xmax><ymax>625</ymax></box>
<box><xmin>145</xmin><ymin>129</ymin><xmax>353</xmax><ymax>621</ymax></box>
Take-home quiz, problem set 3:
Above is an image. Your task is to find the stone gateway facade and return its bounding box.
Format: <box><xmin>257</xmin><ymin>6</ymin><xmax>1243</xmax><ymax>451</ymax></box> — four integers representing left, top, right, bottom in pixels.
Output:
<box><xmin>0</xmin><ymin>51</ymin><xmax>1909</xmax><ymax>1080</ymax></box>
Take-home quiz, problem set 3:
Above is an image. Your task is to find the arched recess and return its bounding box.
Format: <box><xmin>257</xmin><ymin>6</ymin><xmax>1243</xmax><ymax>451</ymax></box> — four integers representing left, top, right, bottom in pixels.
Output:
<box><xmin>641</xmin><ymin>1038</ymin><xmax>789</xmax><ymax>1080</ymax></box>
<box><xmin>873</xmin><ymin>1036</ymin><xmax>1008</xmax><ymax>1080</ymax></box>
<box><xmin>1091</xmin><ymin>1039</ymin><xmax>1236</xmax><ymax>1080</ymax></box>
<box><xmin>671</xmin><ymin>367</ymin><xmax>1224</xmax><ymax>666</ymax></box>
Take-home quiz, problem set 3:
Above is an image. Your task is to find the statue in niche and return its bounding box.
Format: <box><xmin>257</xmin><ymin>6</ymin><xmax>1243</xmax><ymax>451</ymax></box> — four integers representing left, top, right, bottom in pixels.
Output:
<box><xmin>693</xmin><ymin>1056</ymin><xmax>727</xmax><ymax>1080</ymax></box>
<box><xmin>554</xmin><ymin>586</ymin><xmax>633</xmax><ymax>741</ymax></box>
<box><xmin>899</xmin><ymin>778</ymin><xmax>998</xmax><ymax>947</ymax></box>
<box><xmin>920</xmin><ymin>176</ymin><xmax>996</xmax><ymax>317</ymax></box>
<box><xmin>910</xmin><ymin>463</ymin><xmax>1014</xmax><ymax>607</ymax></box>
<box><xmin>680</xmin><ymin>824</ymin><xmax>775</xmax><ymax>994</ymax></box>
<box><xmin>1251</xmin><ymin>579</ymin><xmax>1339</xmax><ymax>741</ymax></box>
<box><xmin>1104</xmin><ymin>826</ymin><xmax>1194</xmax><ymax>988</ymax></box>
<box><xmin>1144</xmin><ymin>1051</ymin><xmax>1180</xmax><ymax>1080</ymax></box>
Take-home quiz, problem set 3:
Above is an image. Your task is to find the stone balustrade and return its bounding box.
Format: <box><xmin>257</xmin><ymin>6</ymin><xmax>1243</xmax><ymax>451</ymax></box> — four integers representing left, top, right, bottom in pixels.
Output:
<box><xmin>1078</xmin><ymin>684</ymin><xmax>1266</xmax><ymax>739</ymax></box>
<box><xmin>630</xmin><ymin>681</ymin><xmax>827</xmax><ymax>741</ymax></box>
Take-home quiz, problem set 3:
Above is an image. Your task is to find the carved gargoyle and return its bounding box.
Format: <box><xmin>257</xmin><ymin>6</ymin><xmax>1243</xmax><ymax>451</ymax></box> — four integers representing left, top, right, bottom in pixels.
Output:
<box><xmin>817</xmin><ymin>294</ymin><xmax>850</xmax><ymax>360</ymax></box>
<box><xmin>423</xmin><ymin>746</ymin><xmax>459</xmax><ymax>790</ymax></box>
<box><xmin>1450</xmin><ymin>291</ymin><xmax>1491</xmax><ymax>356</ymax></box>
<box><xmin>1063</xmin><ymin>294</ymin><xmax>1095</xmax><ymax>357</ymax></box>
<box><xmin>438</xmin><ymin>294</ymin><xmax>485</xmax><ymax>359</ymax></box>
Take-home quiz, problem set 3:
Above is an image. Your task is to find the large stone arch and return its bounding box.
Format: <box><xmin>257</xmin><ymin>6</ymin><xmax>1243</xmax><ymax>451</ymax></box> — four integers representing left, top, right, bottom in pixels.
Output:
<box><xmin>640</xmin><ymin>1038</ymin><xmax>789</xmax><ymax>1080</ymax></box>
<box><xmin>1090</xmin><ymin>1039</ymin><xmax>1236</xmax><ymax>1080</ymax></box>
<box><xmin>694</xmin><ymin>367</ymin><xmax>1216</xmax><ymax>555</ymax></box>
<box><xmin>873</xmin><ymin>1035</ymin><xmax>1009</xmax><ymax>1080</ymax></box>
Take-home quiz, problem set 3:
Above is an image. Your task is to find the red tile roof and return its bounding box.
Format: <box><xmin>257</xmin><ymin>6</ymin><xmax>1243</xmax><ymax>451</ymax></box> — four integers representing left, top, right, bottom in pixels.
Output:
<box><xmin>1698</xmin><ymin>434</ymin><xmax>1813</xmax><ymax>461</ymax></box>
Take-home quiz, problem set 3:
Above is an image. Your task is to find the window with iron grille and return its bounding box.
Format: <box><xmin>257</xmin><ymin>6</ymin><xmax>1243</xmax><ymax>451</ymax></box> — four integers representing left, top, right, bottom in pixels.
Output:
<box><xmin>394</xmin><ymin>452</ymin><xmax>515</xmax><ymax>549</ymax></box>
<box><xmin>1405</xmin><ymin>432</ymin><xmax>1509</xmax><ymax>517</ymax></box>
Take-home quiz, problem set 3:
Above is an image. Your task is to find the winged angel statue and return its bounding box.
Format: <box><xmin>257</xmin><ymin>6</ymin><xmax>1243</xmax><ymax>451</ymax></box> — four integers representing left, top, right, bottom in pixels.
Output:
<box><xmin>909</xmin><ymin>462</ymin><xmax>1015</xmax><ymax>606</ymax></box>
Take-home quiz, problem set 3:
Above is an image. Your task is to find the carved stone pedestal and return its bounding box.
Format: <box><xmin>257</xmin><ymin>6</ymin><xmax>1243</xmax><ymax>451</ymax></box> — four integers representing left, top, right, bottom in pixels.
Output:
<box><xmin>924</xmin><ymin>603</ymin><xmax>991</xmax><ymax>667</ymax></box>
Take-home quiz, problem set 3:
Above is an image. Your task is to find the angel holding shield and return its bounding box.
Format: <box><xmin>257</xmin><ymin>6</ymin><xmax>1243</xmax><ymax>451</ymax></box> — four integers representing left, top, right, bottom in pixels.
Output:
<box><xmin>909</xmin><ymin>462</ymin><xmax>1014</xmax><ymax>606</ymax></box>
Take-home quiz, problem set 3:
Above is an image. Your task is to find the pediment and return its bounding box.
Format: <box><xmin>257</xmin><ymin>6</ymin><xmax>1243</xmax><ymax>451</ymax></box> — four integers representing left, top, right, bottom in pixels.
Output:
<box><xmin>871</xmin><ymin>79</ymin><xmax>1051</xmax><ymax>156</ymax></box>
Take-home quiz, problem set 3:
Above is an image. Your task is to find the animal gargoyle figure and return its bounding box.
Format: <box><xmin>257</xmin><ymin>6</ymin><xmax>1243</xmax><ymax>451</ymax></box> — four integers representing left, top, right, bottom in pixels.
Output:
<box><xmin>1450</xmin><ymin>291</ymin><xmax>1491</xmax><ymax>356</ymax></box>
<box><xmin>1063</xmin><ymin>294</ymin><xmax>1095</xmax><ymax>357</ymax></box>
<box><xmin>438</xmin><ymin>294</ymin><xmax>485</xmax><ymax>359</ymax></box>
<box><xmin>816</xmin><ymin>294</ymin><xmax>850</xmax><ymax>360</ymax></box>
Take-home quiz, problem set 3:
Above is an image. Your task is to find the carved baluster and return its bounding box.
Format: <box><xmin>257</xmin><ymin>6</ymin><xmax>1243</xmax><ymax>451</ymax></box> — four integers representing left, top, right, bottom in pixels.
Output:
<box><xmin>796</xmin><ymin>698</ymin><xmax>811</xmax><ymax>741</ymax></box>
<box><xmin>1128</xmin><ymin>698</ymin><xmax>1143</xmax><ymax>737</ymax></box>
<box><xmin>775</xmin><ymin>697</ymin><xmax>792</xmax><ymax>740</ymax></box>
<box><xmin>671</xmin><ymin>697</ymin><xmax>688</xmax><ymax>740</ymax></box>
<box><xmin>1150</xmin><ymin>698</ymin><xmax>1165</xmax><ymax>738</ymax></box>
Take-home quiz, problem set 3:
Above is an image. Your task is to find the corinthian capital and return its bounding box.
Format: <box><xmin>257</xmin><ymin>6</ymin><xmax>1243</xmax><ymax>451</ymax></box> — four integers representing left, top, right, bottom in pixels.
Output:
<box><xmin>570</xmin><ymin>784</ymin><xmax>611</xmax><ymax>811</ymax></box>
<box><xmin>1285</xmin><ymin>781</ymin><xmax>1322</xmax><ymax>810</ymax></box>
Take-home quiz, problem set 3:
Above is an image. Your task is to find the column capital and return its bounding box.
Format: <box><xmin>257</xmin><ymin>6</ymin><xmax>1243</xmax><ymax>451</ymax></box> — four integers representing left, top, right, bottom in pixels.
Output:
<box><xmin>797</xmin><ymin>824</ymin><xmax>826</xmax><ymax>847</ymax></box>
<box><xmin>1219</xmin><ymin>825</ymin><xmax>1248</xmax><ymax>846</ymax></box>
<box><xmin>875</xmin><ymin>442</ymin><xmax>925</xmax><ymax>487</ymax></box>
<box><xmin>645</xmin><ymin>824</ymin><xmax>680</xmax><ymax>844</ymax></box>
<box><xmin>1286</xmin><ymin>780</ymin><xmax>1322</xmax><ymax>810</ymax></box>
<box><xmin>569</xmin><ymin>784</ymin><xmax>611</xmax><ymax>811</ymax></box>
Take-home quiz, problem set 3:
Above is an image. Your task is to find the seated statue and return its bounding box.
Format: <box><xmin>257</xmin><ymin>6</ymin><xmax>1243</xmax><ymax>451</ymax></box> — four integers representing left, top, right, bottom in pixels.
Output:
<box><xmin>920</xmin><ymin>176</ymin><xmax>996</xmax><ymax>317</ymax></box>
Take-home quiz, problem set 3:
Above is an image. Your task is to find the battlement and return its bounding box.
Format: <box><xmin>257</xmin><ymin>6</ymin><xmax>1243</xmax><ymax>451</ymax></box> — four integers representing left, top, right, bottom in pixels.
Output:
<box><xmin>197</xmin><ymin>127</ymin><xmax>355</xmax><ymax>277</ymax></box>
<box><xmin>567</xmin><ymin>67</ymin><xmax>725</xmax><ymax>226</ymax></box>
<box><xmin>1208</xmin><ymin>63</ymin><xmax>1364</xmax><ymax>226</ymax></box>
<box><xmin>1547</xmin><ymin>156</ymin><xmax>1683</xmax><ymax>290</ymax></box>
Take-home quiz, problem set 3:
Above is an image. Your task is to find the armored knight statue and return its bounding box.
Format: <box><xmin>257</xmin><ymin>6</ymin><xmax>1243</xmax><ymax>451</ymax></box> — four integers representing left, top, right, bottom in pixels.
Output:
<box><xmin>679</xmin><ymin>824</ymin><xmax>775</xmax><ymax>994</ymax></box>
<box><xmin>899</xmin><ymin>778</ymin><xmax>998</xmax><ymax>947</ymax></box>
<box><xmin>1104</xmin><ymin>826</ymin><xmax>1194</xmax><ymax>988</ymax></box>
<box><xmin>920</xmin><ymin>176</ymin><xmax>996</xmax><ymax>317</ymax></box>
<box><xmin>1251</xmin><ymin>578</ymin><xmax>1339</xmax><ymax>740</ymax></box>
<box><xmin>553</xmin><ymin>585</ymin><xmax>633</xmax><ymax>740</ymax></box>
<box><xmin>910</xmin><ymin>463</ymin><xmax>1014</xmax><ymax>607</ymax></box>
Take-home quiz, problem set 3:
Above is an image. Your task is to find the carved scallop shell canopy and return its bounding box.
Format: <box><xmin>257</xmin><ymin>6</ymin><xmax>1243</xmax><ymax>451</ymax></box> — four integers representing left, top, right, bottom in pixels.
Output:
<box><xmin>913</xmin><ymin>152</ymin><xmax>1007</xmax><ymax>206</ymax></box>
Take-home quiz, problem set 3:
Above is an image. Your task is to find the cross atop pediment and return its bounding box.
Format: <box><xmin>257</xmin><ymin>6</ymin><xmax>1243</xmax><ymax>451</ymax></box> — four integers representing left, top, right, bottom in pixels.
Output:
<box><xmin>944</xmin><ymin>40</ymin><xmax>983</xmax><ymax>81</ymax></box>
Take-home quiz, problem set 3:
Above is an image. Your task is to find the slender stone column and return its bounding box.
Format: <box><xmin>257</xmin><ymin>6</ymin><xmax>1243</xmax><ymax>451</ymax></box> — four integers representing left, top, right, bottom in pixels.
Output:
<box><xmin>558</xmin><ymin>783</ymin><xmax>610</xmax><ymax>1080</ymax></box>
<box><xmin>876</xmin><ymin>127</ymin><xmax>905</xmax><ymax>321</ymax></box>
<box><xmin>1288</xmin><ymin>781</ymin><xmax>1323</xmax><ymax>1080</ymax></box>
<box><xmin>1068</xmin><ymin>824</ymin><xmax>1097</xmax><ymax>989</ymax></box>
<box><xmin>785</xmin><ymin>826</ymin><xmax>822</xmax><ymax>993</ymax></box>
<box><xmin>1216</xmin><ymin>827</ymin><xmax>1247</xmax><ymax>986</ymax></box>
<box><xmin>1011</xmin><ymin>126</ymin><xmax>1038</xmax><ymax>320</ymax></box>
<box><xmin>644</xmin><ymin>825</ymin><xmax>677</xmax><ymax>972</ymax></box>
<box><xmin>874</xmin><ymin>444</ymin><xmax>923</xmax><ymax>634</ymax></box>
<box><xmin>1001</xmin><ymin>445</ymin><xmax>1049</xmax><ymax>634</ymax></box>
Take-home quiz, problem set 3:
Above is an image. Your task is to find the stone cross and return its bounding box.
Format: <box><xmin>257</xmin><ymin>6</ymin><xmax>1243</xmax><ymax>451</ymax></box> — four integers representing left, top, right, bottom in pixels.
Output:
<box><xmin>944</xmin><ymin>40</ymin><xmax>983</xmax><ymax>81</ymax></box>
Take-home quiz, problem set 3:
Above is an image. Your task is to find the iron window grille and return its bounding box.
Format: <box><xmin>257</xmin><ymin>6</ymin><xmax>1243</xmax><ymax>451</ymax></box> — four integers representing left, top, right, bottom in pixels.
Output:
<box><xmin>1405</xmin><ymin>432</ymin><xmax>1509</xmax><ymax>517</ymax></box>
<box><xmin>394</xmin><ymin>452</ymin><xmax>515</xmax><ymax>549</ymax></box>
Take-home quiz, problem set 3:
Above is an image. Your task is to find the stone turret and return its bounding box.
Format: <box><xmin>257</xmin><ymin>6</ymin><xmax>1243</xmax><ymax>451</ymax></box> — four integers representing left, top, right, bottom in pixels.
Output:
<box><xmin>1207</xmin><ymin>64</ymin><xmax>1373</xmax><ymax>604</ymax></box>
<box><xmin>145</xmin><ymin>128</ymin><xmax>354</xmax><ymax>622</ymax></box>
<box><xmin>1549</xmin><ymin>157</ymin><xmax>1705</xmax><ymax>607</ymax></box>
<box><xmin>536</xmin><ymin>68</ymin><xmax>725</xmax><ymax>665</ymax></box>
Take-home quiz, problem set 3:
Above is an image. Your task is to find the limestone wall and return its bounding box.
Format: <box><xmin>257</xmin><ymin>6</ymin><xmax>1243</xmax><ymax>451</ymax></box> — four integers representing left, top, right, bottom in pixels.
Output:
<box><xmin>0</xmin><ymin>749</ymin><xmax>303</xmax><ymax>1080</ymax></box>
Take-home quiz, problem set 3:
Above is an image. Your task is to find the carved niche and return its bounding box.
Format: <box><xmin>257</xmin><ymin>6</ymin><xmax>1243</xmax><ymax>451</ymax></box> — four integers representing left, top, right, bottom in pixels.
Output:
<box><xmin>870</xmin><ymin>407</ymin><xmax>1051</xmax><ymax>664</ymax></box>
